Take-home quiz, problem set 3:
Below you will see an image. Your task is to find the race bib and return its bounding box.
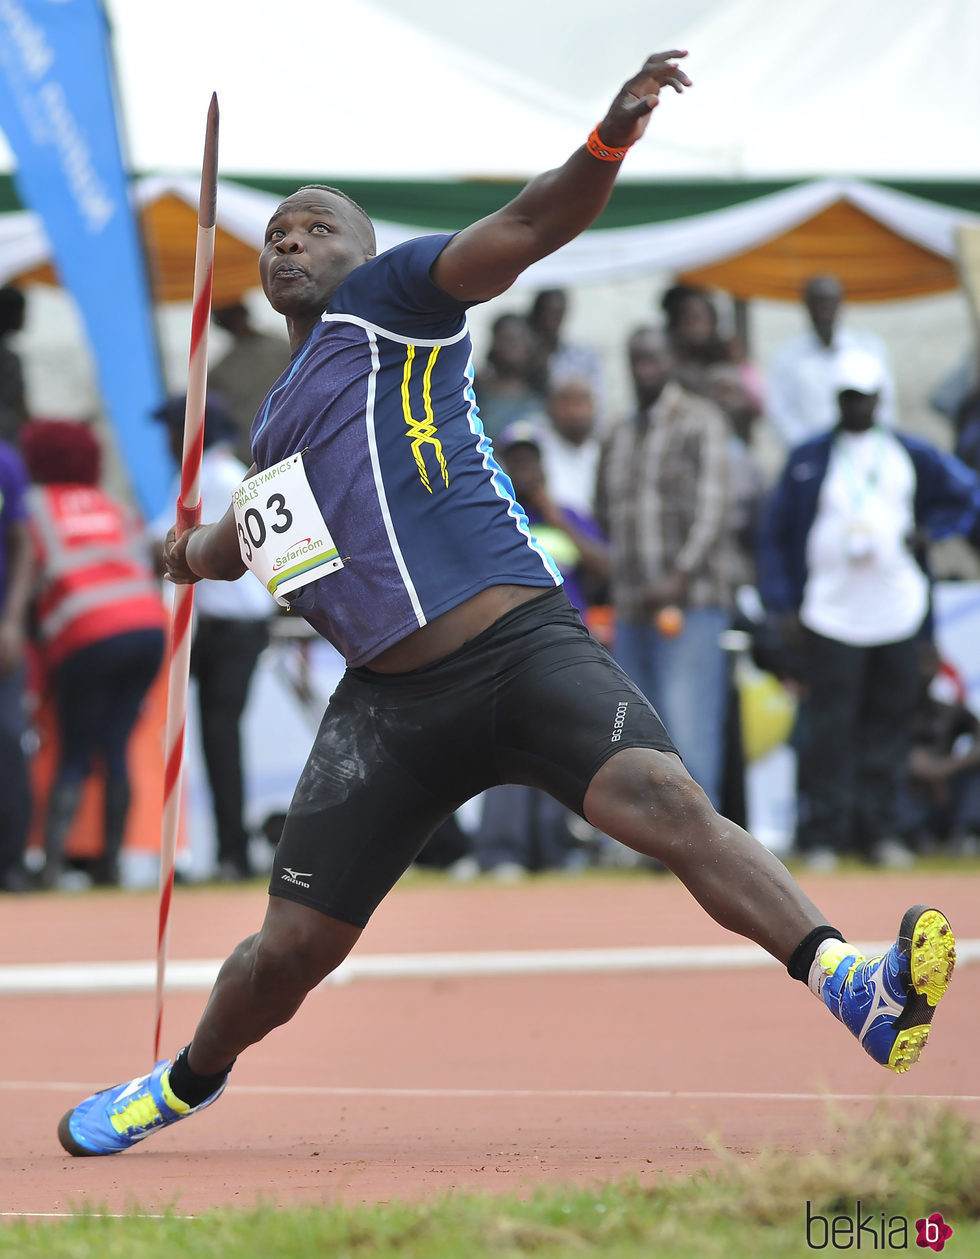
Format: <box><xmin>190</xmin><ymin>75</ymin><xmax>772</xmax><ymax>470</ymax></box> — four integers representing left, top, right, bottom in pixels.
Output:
<box><xmin>232</xmin><ymin>452</ymin><xmax>344</xmax><ymax>601</ymax></box>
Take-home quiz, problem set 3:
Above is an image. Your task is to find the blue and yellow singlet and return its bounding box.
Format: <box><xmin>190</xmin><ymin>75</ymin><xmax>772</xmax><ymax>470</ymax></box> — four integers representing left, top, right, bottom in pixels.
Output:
<box><xmin>249</xmin><ymin>234</ymin><xmax>560</xmax><ymax>665</ymax></box>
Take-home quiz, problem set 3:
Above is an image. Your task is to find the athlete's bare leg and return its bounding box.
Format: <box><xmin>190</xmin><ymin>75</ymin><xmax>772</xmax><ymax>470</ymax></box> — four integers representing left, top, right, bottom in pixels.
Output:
<box><xmin>583</xmin><ymin>747</ymin><xmax>829</xmax><ymax>963</ymax></box>
<box><xmin>185</xmin><ymin>897</ymin><xmax>361</xmax><ymax>1075</ymax></box>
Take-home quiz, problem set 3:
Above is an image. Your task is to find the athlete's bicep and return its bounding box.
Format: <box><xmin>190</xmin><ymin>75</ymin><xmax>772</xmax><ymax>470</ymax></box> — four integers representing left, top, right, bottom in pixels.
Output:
<box><xmin>430</xmin><ymin>213</ymin><xmax>537</xmax><ymax>305</ymax></box>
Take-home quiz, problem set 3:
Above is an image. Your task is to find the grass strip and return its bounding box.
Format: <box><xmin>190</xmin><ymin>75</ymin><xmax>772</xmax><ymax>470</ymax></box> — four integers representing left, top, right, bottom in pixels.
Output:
<box><xmin>2</xmin><ymin>1103</ymin><xmax>977</xmax><ymax>1257</ymax></box>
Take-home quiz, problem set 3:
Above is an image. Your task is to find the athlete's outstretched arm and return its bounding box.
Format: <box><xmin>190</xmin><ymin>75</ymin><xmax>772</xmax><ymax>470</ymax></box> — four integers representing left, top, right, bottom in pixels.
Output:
<box><xmin>431</xmin><ymin>52</ymin><xmax>691</xmax><ymax>304</ymax></box>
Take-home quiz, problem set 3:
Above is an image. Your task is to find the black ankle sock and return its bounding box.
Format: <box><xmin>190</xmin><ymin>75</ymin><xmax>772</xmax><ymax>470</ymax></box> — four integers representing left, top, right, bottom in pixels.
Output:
<box><xmin>167</xmin><ymin>1044</ymin><xmax>235</xmax><ymax>1107</ymax></box>
<box><xmin>787</xmin><ymin>925</ymin><xmax>845</xmax><ymax>983</ymax></box>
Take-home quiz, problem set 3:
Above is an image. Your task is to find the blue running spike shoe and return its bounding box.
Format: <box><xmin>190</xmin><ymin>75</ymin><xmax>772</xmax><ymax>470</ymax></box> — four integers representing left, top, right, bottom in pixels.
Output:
<box><xmin>819</xmin><ymin>905</ymin><xmax>955</xmax><ymax>1073</ymax></box>
<box><xmin>58</xmin><ymin>1058</ymin><xmax>226</xmax><ymax>1156</ymax></box>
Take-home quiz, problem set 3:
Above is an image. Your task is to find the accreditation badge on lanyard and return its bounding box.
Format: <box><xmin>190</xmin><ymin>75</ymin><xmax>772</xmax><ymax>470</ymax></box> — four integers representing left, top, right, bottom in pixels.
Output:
<box><xmin>232</xmin><ymin>452</ymin><xmax>344</xmax><ymax>603</ymax></box>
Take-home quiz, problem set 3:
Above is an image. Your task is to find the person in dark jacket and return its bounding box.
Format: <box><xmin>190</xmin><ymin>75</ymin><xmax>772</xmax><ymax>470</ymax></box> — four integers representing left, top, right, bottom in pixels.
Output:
<box><xmin>757</xmin><ymin>348</ymin><xmax>980</xmax><ymax>870</ymax></box>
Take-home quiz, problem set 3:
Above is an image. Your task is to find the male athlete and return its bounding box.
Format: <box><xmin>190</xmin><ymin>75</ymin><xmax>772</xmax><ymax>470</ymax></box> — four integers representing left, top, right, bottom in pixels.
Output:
<box><xmin>58</xmin><ymin>51</ymin><xmax>955</xmax><ymax>1157</ymax></box>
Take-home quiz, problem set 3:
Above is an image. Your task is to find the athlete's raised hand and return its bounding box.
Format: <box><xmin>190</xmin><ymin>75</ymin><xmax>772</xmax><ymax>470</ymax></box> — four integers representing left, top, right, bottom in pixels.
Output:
<box><xmin>597</xmin><ymin>51</ymin><xmax>692</xmax><ymax>149</ymax></box>
<box><xmin>431</xmin><ymin>50</ymin><xmax>693</xmax><ymax>304</ymax></box>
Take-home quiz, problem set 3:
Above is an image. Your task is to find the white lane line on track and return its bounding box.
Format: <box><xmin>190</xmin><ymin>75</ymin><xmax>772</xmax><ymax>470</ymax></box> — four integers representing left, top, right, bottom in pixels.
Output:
<box><xmin>0</xmin><ymin>1211</ymin><xmax>195</xmax><ymax>1220</ymax></box>
<box><xmin>2</xmin><ymin>1081</ymin><xmax>978</xmax><ymax>1103</ymax></box>
<box><xmin>0</xmin><ymin>939</ymin><xmax>976</xmax><ymax>995</ymax></box>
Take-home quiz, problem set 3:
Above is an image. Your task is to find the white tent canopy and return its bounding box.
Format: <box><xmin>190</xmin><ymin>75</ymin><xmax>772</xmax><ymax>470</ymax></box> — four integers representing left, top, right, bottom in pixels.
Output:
<box><xmin>372</xmin><ymin>0</ymin><xmax>980</xmax><ymax>180</ymax></box>
<box><xmin>1</xmin><ymin>0</ymin><xmax>974</xmax><ymax>184</ymax></box>
<box><xmin>83</xmin><ymin>0</ymin><xmax>980</xmax><ymax>181</ymax></box>
<box><xmin>638</xmin><ymin>0</ymin><xmax>980</xmax><ymax>178</ymax></box>
<box><xmin>104</xmin><ymin>0</ymin><xmax>592</xmax><ymax>181</ymax></box>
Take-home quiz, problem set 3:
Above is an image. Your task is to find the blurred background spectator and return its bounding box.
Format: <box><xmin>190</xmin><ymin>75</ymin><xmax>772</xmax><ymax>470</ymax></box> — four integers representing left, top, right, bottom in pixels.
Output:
<box><xmin>0</xmin><ymin>287</ymin><xmax>28</xmax><ymax>445</ymax></box>
<box><xmin>896</xmin><ymin>640</ymin><xmax>980</xmax><ymax>856</ymax></box>
<box><xmin>929</xmin><ymin>346</ymin><xmax>978</xmax><ymax>431</ymax></box>
<box><xmin>152</xmin><ymin>393</ymin><xmax>277</xmax><ymax>882</ymax></box>
<box><xmin>702</xmin><ymin>361</ymin><xmax>769</xmax><ymax>589</ymax></box>
<box><xmin>208</xmin><ymin>301</ymin><xmax>291</xmax><ymax>466</ymax></box>
<box><xmin>661</xmin><ymin>283</ymin><xmax>733</xmax><ymax>382</ymax></box>
<box><xmin>952</xmin><ymin>384</ymin><xmax>980</xmax><ymax>481</ymax></box>
<box><xmin>0</xmin><ymin>434</ymin><xmax>33</xmax><ymax>892</ymax></box>
<box><xmin>765</xmin><ymin>274</ymin><xmax>897</xmax><ymax>449</ymax></box>
<box><xmin>756</xmin><ymin>348</ymin><xmax>980</xmax><ymax>870</ymax></box>
<box><xmin>596</xmin><ymin>326</ymin><xmax>737</xmax><ymax>811</ymax></box>
<box><xmin>533</xmin><ymin>373</ymin><xmax>602</xmax><ymax>517</ymax></box>
<box><xmin>497</xmin><ymin>420</ymin><xmax>609</xmax><ymax>620</ymax></box>
<box><xmin>525</xmin><ymin>288</ymin><xmax>605</xmax><ymax>422</ymax></box>
<box><xmin>472</xmin><ymin>312</ymin><xmax>544</xmax><ymax>441</ymax></box>
<box><xmin>22</xmin><ymin>420</ymin><xmax>166</xmax><ymax>889</ymax></box>
<box><xmin>468</xmin><ymin>421</ymin><xmax>610</xmax><ymax>879</ymax></box>
<box><xmin>660</xmin><ymin>283</ymin><xmax>766</xmax><ymax>418</ymax></box>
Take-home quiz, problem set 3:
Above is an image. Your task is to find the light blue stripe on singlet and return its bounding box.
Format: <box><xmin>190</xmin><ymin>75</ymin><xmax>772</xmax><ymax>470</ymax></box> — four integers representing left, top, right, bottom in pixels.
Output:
<box><xmin>462</xmin><ymin>359</ymin><xmax>562</xmax><ymax>586</ymax></box>
<box><xmin>251</xmin><ymin>341</ymin><xmax>316</xmax><ymax>444</ymax></box>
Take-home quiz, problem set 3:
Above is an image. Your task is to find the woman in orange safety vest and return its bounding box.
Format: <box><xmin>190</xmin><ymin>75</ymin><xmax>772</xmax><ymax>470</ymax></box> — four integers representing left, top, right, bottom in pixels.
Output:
<box><xmin>22</xmin><ymin>419</ymin><xmax>165</xmax><ymax>889</ymax></box>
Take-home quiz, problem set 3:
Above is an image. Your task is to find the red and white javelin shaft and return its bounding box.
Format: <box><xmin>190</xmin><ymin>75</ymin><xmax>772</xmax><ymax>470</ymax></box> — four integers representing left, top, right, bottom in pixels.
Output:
<box><xmin>155</xmin><ymin>93</ymin><xmax>219</xmax><ymax>1064</ymax></box>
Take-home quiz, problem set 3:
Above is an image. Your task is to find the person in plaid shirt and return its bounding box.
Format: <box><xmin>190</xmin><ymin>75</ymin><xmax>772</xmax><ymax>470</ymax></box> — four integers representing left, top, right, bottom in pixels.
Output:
<box><xmin>596</xmin><ymin>325</ymin><xmax>738</xmax><ymax>808</ymax></box>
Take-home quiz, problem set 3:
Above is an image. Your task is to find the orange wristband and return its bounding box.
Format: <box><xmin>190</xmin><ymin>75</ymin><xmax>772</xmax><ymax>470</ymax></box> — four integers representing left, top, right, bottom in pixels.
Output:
<box><xmin>586</xmin><ymin>126</ymin><xmax>632</xmax><ymax>162</ymax></box>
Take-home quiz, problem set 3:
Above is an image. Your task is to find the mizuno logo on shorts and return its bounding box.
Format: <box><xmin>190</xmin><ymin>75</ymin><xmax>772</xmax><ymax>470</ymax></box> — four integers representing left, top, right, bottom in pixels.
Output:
<box><xmin>281</xmin><ymin>867</ymin><xmax>312</xmax><ymax>888</ymax></box>
<box><xmin>610</xmin><ymin>700</ymin><xmax>629</xmax><ymax>742</ymax></box>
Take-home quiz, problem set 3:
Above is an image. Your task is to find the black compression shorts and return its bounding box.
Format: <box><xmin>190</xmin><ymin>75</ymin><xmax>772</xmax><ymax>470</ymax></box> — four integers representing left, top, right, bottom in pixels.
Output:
<box><xmin>271</xmin><ymin>587</ymin><xmax>677</xmax><ymax>926</ymax></box>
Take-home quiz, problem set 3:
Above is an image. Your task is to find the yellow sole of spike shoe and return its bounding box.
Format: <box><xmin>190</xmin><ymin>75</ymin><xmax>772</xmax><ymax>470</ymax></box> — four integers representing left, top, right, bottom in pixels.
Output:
<box><xmin>887</xmin><ymin>1025</ymin><xmax>930</xmax><ymax>1073</ymax></box>
<box><xmin>908</xmin><ymin>909</ymin><xmax>956</xmax><ymax>1008</ymax></box>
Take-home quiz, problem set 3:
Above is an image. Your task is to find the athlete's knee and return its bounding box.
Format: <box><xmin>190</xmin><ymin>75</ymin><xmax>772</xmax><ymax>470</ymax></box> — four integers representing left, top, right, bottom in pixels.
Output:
<box><xmin>249</xmin><ymin>898</ymin><xmax>361</xmax><ymax>997</ymax></box>
<box><xmin>584</xmin><ymin>747</ymin><xmax>715</xmax><ymax>840</ymax></box>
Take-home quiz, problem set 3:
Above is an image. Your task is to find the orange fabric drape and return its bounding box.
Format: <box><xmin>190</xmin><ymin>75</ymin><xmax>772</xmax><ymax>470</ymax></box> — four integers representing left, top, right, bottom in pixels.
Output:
<box><xmin>678</xmin><ymin>198</ymin><xmax>958</xmax><ymax>302</ymax></box>
<box><xmin>15</xmin><ymin>193</ymin><xmax>262</xmax><ymax>305</ymax></box>
<box><xmin>13</xmin><ymin>193</ymin><xmax>963</xmax><ymax>306</ymax></box>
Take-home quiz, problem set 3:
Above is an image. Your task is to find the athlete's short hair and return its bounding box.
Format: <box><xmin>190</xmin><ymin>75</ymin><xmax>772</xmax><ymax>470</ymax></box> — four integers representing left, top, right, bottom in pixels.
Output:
<box><xmin>294</xmin><ymin>185</ymin><xmax>377</xmax><ymax>255</ymax></box>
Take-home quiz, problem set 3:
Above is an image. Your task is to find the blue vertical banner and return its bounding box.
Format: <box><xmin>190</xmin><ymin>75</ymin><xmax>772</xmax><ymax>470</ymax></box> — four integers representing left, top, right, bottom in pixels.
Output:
<box><xmin>0</xmin><ymin>0</ymin><xmax>169</xmax><ymax>515</ymax></box>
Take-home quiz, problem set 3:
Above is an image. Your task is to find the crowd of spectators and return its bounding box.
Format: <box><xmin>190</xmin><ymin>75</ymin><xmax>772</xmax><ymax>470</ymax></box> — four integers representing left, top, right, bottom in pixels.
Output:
<box><xmin>2</xmin><ymin>275</ymin><xmax>980</xmax><ymax>893</ymax></box>
<box><xmin>445</xmin><ymin>278</ymin><xmax>980</xmax><ymax>879</ymax></box>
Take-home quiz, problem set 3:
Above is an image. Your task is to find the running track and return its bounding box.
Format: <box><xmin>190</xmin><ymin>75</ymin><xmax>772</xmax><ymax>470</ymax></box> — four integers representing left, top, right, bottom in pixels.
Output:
<box><xmin>0</xmin><ymin>870</ymin><xmax>976</xmax><ymax>1217</ymax></box>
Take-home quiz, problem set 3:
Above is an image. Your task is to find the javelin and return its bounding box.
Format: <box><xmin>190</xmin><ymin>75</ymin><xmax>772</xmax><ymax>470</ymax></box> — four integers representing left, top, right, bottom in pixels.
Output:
<box><xmin>154</xmin><ymin>93</ymin><xmax>219</xmax><ymax>1063</ymax></box>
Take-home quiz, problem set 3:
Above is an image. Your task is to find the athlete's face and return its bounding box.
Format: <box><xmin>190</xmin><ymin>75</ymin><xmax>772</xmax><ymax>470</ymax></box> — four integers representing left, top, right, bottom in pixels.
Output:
<box><xmin>259</xmin><ymin>191</ymin><xmax>374</xmax><ymax>319</ymax></box>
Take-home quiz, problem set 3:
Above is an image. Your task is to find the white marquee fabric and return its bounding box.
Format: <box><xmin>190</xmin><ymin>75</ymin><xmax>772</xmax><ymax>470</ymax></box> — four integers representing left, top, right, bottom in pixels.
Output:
<box><xmin>2</xmin><ymin>0</ymin><xmax>974</xmax><ymax>183</ymax></box>
<box><xmin>366</xmin><ymin>0</ymin><xmax>980</xmax><ymax>181</ymax></box>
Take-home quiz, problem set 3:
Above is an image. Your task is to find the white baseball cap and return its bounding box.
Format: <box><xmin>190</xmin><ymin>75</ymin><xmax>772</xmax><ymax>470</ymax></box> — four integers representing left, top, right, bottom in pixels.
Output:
<box><xmin>834</xmin><ymin>347</ymin><xmax>886</xmax><ymax>395</ymax></box>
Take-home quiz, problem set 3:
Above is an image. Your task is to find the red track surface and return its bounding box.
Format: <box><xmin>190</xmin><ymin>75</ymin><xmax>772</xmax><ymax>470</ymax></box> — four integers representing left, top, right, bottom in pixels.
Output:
<box><xmin>0</xmin><ymin>871</ymin><xmax>976</xmax><ymax>1215</ymax></box>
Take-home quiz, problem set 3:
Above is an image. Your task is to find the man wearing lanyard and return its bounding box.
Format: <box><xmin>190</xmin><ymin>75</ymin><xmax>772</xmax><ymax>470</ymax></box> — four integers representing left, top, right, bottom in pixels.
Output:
<box><xmin>757</xmin><ymin>348</ymin><xmax>980</xmax><ymax>870</ymax></box>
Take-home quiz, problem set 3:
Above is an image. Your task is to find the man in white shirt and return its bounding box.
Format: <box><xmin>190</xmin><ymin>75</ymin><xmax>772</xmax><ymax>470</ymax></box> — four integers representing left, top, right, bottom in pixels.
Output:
<box><xmin>766</xmin><ymin>275</ymin><xmax>897</xmax><ymax>448</ymax></box>
<box><xmin>152</xmin><ymin>394</ymin><xmax>276</xmax><ymax>881</ymax></box>
<box><xmin>534</xmin><ymin>372</ymin><xmax>603</xmax><ymax>517</ymax></box>
<box><xmin>757</xmin><ymin>349</ymin><xmax>980</xmax><ymax>869</ymax></box>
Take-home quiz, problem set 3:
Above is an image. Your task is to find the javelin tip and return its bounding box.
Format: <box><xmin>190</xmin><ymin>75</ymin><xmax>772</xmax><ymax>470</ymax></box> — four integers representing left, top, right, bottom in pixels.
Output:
<box><xmin>199</xmin><ymin>94</ymin><xmax>220</xmax><ymax>228</ymax></box>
